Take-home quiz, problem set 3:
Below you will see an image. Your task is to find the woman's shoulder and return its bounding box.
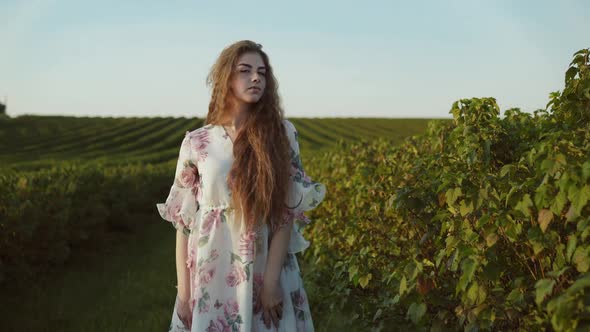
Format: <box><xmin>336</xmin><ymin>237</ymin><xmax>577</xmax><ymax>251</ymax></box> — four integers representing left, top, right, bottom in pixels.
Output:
<box><xmin>282</xmin><ymin>118</ymin><xmax>298</xmax><ymax>140</ymax></box>
<box><xmin>188</xmin><ymin>123</ymin><xmax>215</xmax><ymax>135</ymax></box>
<box><xmin>282</xmin><ymin>118</ymin><xmax>295</xmax><ymax>131</ymax></box>
<box><xmin>185</xmin><ymin>123</ymin><xmax>216</xmax><ymax>141</ymax></box>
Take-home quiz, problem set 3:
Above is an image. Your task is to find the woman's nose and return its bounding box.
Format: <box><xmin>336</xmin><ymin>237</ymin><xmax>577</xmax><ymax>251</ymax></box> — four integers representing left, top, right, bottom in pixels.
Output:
<box><xmin>253</xmin><ymin>71</ymin><xmax>264</xmax><ymax>82</ymax></box>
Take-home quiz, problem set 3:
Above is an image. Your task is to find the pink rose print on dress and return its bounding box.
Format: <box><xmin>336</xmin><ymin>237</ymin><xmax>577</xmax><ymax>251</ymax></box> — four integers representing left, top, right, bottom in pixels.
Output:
<box><xmin>198</xmin><ymin>209</ymin><xmax>223</xmax><ymax>247</ymax></box>
<box><xmin>191</xmin><ymin>184</ymin><xmax>202</xmax><ymax>203</ymax></box>
<box><xmin>295</xmin><ymin>290</ymin><xmax>306</xmax><ymax>307</ymax></box>
<box><xmin>206</xmin><ymin>299</ymin><xmax>244</xmax><ymax>332</ymax></box>
<box><xmin>200</xmin><ymin>208</ymin><xmax>223</xmax><ymax>236</ymax></box>
<box><xmin>206</xmin><ymin>315</ymin><xmax>231</xmax><ymax>332</ymax></box>
<box><xmin>303</xmin><ymin>172</ymin><xmax>311</xmax><ymax>182</ymax></box>
<box><xmin>197</xmin><ymin>249</ymin><xmax>220</xmax><ymax>269</ymax></box>
<box><xmin>189</xmin><ymin>248</ymin><xmax>220</xmax><ymax>312</ymax></box>
<box><xmin>191</xmin><ymin>128</ymin><xmax>211</xmax><ymax>162</ymax></box>
<box><xmin>180</xmin><ymin>161</ymin><xmax>199</xmax><ymax>188</ymax></box>
<box><xmin>197</xmin><ymin>266</ymin><xmax>216</xmax><ymax>286</ymax></box>
<box><xmin>225</xmin><ymin>263</ymin><xmax>247</xmax><ymax>287</ymax></box>
<box><xmin>290</xmin><ymin>288</ymin><xmax>307</xmax><ymax>322</ymax></box>
<box><xmin>223</xmin><ymin>298</ymin><xmax>240</xmax><ymax>322</ymax></box>
<box><xmin>209</xmin><ymin>248</ymin><xmax>220</xmax><ymax>261</ymax></box>
<box><xmin>278</xmin><ymin>208</ymin><xmax>311</xmax><ymax>234</ymax></box>
<box><xmin>238</xmin><ymin>229</ymin><xmax>257</xmax><ymax>261</ymax></box>
<box><xmin>290</xmin><ymin>164</ymin><xmax>310</xmax><ymax>183</ymax></box>
<box><xmin>166</xmin><ymin>201</ymin><xmax>187</xmax><ymax>229</ymax></box>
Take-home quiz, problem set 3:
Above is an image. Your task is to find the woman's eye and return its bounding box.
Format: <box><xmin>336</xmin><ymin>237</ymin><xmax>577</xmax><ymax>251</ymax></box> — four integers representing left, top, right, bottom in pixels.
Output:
<box><xmin>240</xmin><ymin>70</ymin><xmax>249</xmax><ymax>73</ymax></box>
<box><xmin>259</xmin><ymin>72</ymin><xmax>266</xmax><ymax>76</ymax></box>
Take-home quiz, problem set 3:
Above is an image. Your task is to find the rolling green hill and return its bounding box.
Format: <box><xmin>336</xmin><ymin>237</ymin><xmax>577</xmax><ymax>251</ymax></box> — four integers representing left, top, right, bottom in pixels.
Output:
<box><xmin>1</xmin><ymin>116</ymin><xmax>439</xmax><ymax>171</ymax></box>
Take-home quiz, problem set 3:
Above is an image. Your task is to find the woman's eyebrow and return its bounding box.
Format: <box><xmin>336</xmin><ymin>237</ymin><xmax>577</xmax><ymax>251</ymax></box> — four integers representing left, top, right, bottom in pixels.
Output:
<box><xmin>237</xmin><ymin>63</ymin><xmax>266</xmax><ymax>70</ymax></box>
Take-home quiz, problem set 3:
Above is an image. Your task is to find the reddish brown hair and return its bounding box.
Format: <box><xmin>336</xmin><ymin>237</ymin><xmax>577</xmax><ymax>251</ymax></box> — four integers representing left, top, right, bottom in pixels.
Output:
<box><xmin>204</xmin><ymin>40</ymin><xmax>291</xmax><ymax>233</ymax></box>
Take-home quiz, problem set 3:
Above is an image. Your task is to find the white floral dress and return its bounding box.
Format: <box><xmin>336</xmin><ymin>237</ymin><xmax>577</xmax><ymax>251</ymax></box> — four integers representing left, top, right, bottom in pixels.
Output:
<box><xmin>156</xmin><ymin>119</ymin><xmax>326</xmax><ymax>332</ymax></box>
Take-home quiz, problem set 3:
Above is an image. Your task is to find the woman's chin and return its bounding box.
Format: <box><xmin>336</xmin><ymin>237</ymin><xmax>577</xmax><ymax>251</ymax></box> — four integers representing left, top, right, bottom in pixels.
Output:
<box><xmin>241</xmin><ymin>96</ymin><xmax>261</xmax><ymax>104</ymax></box>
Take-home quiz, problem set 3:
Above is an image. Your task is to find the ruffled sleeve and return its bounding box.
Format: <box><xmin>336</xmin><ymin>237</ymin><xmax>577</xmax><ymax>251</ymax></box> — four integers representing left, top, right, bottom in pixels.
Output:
<box><xmin>280</xmin><ymin>119</ymin><xmax>327</xmax><ymax>254</ymax></box>
<box><xmin>156</xmin><ymin>131</ymin><xmax>201</xmax><ymax>236</ymax></box>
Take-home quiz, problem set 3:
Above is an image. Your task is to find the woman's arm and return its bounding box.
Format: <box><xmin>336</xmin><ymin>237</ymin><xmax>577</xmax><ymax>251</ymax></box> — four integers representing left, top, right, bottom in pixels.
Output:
<box><xmin>264</xmin><ymin>220</ymin><xmax>293</xmax><ymax>283</ymax></box>
<box><xmin>175</xmin><ymin>229</ymin><xmax>191</xmax><ymax>302</ymax></box>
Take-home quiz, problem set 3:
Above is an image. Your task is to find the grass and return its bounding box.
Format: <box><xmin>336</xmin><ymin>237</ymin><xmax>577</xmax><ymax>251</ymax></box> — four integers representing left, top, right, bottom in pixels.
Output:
<box><xmin>0</xmin><ymin>214</ymin><xmax>178</xmax><ymax>331</ymax></box>
<box><xmin>0</xmin><ymin>214</ymin><xmax>367</xmax><ymax>331</ymax></box>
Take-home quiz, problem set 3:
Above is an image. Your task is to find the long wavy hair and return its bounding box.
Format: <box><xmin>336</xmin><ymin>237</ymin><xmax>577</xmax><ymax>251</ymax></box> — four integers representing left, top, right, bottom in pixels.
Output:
<box><xmin>204</xmin><ymin>40</ymin><xmax>291</xmax><ymax>234</ymax></box>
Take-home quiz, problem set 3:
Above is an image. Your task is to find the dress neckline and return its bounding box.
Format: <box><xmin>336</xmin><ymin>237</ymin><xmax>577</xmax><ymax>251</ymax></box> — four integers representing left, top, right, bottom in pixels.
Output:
<box><xmin>220</xmin><ymin>125</ymin><xmax>235</xmax><ymax>145</ymax></box>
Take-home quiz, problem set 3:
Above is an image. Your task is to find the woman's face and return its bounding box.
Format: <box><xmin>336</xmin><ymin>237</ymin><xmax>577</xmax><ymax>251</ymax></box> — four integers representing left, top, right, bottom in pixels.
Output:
<box><xmin>229</xmin><ymin>52</ymin><xmax>267</xmax><ymax>105</ymax></box>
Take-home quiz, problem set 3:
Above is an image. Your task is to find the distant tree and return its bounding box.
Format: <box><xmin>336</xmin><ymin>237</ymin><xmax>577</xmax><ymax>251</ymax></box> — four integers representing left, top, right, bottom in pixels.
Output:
<box><xmin>0</xmin><ymin>102</ymin><xmax>5</xmax><ymax>115</ymax></box>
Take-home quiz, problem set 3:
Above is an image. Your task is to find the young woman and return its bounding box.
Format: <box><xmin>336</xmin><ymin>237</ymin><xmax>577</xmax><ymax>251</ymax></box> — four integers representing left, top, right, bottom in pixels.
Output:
<box><xmin>156</xmin><ymin>40</ymin><xmax>326</xmax><ymax>331</ymax></box>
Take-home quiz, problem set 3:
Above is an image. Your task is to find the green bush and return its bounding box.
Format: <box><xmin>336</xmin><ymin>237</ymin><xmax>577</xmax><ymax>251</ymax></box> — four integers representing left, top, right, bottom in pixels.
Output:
<box><xmin>0</xmin><ymin>161</ymin><xmax>175</xmax><ymax>286</ymax></box>
<box><xmin>302</xmin><ymin>48</ymin><xmax>590</xmax><ymax>331</ymax></box>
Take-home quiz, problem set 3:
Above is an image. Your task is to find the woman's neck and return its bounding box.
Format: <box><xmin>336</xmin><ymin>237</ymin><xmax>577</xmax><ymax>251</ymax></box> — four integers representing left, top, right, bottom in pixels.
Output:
<box><xmin>224</xmin><ymin>101</ymin><xmax>249</xmax><ymax>131</ymax></box>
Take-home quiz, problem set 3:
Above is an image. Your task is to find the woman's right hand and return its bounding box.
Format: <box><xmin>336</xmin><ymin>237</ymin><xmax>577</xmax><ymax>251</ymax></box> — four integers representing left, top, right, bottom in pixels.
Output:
<box><xmin>177</xmin><ymin>296</ymin><xmax>192</xmax><ymax>330</ymax></box>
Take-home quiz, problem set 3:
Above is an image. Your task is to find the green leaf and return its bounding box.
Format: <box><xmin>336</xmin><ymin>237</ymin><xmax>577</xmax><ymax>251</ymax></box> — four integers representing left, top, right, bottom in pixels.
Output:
<box><xmin>541</xmin><ymin>159</ymin><xmax>555</xmax><ymax>173</ymax></box>
<box><xmin>515</xmin><ymin>194</ymin><xmax>534</xmax><ymax>217</ymax></box>
<box><xmin>399</xmin><ymin>276</ymin><xmax>407</xmax><ymax>296</ymax></box>
<box><xmin>459</xmin><ymin>199</ymin><xmax>474</xmax><ymax>216</ymax></box>
<box><xmin>446</xmin><ymin>187</ymin><xmax>462</xmax><ymax>206</ymax></box>
<box><xmin>571</xmin><ymin>185</ymin><xmax>590</xmax><ymax>216</ymax></box>
<box><xmin>476</xmin><ymin>213</ymin><xmax>491</xmax><ymax>229</ymax></box>
<box><xmin>406</xmin><ymin>302</ymin><xmax>427</xmax><ymax>324</ymax></box>
<box><xmin>573</xmin><ymin>246</ymin><xmax>590</xmax><ymax>272</ymax></box>
<box><xmin>422</xmin><ymin>258</ymin><xmax>435</xmax><ymax>267</ymax></box>
<box><xmin>566</xmin><ymin>273</ymin><xmax>590</xmax><ymax>295</ymax></box>
<box><xmin>535</xmin><ymin>278</ymin><xmax>555</xmax><ymax>305</ymax></box>
<box><xmin>466</xmin><ymin>282</ymin><xmax>479</xmax><ymax>305</ymax></box>
<box><xmin>534</xmin><ymin>184</ymin><xmax>549</xmax><ymax>208</ymax></box>
<box><xmin>485</xmin><ymin>232</ymin><xmax>499</xmax><ymax>247</ymax></box>
<box><xmin>478</xmin><ymin>284</ymin><xmax>487</xmax><ymax>304</ymax></box>
<box><xmin>566</xmin><ymin>236</ymin><xmax>577</xmax><ymax>263</ymax></box>
<box><xmin>507</xmin><ymin>288</ymin><xmax>523</xmax><ymax>303</ymax></box>
<box><xmin>537</xmin><ymin>209</ymin><xmax>553</xmax><ymax>233</ymax></box>
<box><xmin>582</xmin><ymin>161</ymin><xmax>590</xmax><ymax>180</ymax></box>
<box><xmin>565</xmin><ymin>66</ymin><xmax>578</xmax><ymax>83</ymax></box>
<box><xmin>506</xmin><ymin>186</ymin><xmax>519</xmax><ymax>207</ymax></box>
<box><xmin>347</xmin><ymin>234</ymin><xmax>356</xmax><ymax>246</ymax></box>
<box><xmin>447</xmin><ymin>248</ymin><xmax>459</xmax><ymax>272</ymax></box>
<box><xmin>547</xmin><ymin>267</ymin><xmax>569</xmax><ymax>278</ymax></box>
<box><xmin>348</xmin><ymin>265</ymin><xmax>359</xmax><ymax>281</ymax></box>
<box><xmin>457</xmin><ymin>257</ymin><xmax>478</xmax><ymax>293</ymax></box>
<box><xmin>500</xmin><ymin>165</ymin><xmax>514</xmax><ymax>177</ymax></box>
<box><xmin>359</xmin><ymin>273</ymin><xmax>372</xmax><ymax>288</ymax></box>
<box><xmin>550</xmin><ymin>190</ymin><xmax>567</xmax><ymax>215</ymax></box>
<box><xmin>527</xmin><ymin>227</ymin><xmax>545</xmax><ymax>255</ymax></box>
<box><xmin>555</xmin><ymin>154</ymin><xmax>567</xmax><ymax>167</ymax></box>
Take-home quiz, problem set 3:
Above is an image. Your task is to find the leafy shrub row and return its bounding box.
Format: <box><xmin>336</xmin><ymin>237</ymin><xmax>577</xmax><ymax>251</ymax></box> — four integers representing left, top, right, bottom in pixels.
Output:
<box><xmin>0</xmin><ymin>161</ymin><xmax>176</xmax><ymax>287</ymax></box>
<box><xmin>302</xmin><ymin>48</ymin><xmax>590</xmax><ymax>331</ymax></box>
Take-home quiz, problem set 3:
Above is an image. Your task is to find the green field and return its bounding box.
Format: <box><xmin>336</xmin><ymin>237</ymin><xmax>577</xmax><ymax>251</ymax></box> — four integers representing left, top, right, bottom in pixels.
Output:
<box><xmin>0</xmin><ymin>115</ymin><xmax>433</xmax><ymax>331</ymax></box>
<box><xmin>0</xmin><ymin>116</ymin><xmax>435</xmax><ymax>171</ymax></box>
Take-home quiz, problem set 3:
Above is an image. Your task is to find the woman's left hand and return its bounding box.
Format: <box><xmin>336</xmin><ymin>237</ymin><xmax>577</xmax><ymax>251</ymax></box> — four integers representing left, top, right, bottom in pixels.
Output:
<box><xmin>258</xmin><ymin>278</ymin><xmax>283</xmax><ymax>329</ymax></box>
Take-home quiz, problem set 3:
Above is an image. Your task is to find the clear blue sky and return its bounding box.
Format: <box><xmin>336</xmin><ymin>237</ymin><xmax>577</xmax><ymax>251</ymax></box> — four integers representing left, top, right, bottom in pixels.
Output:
<box><xmin>1</xmin><ymin>0</ymin><xmax>588</xmax><ymax>118</ymax></box>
